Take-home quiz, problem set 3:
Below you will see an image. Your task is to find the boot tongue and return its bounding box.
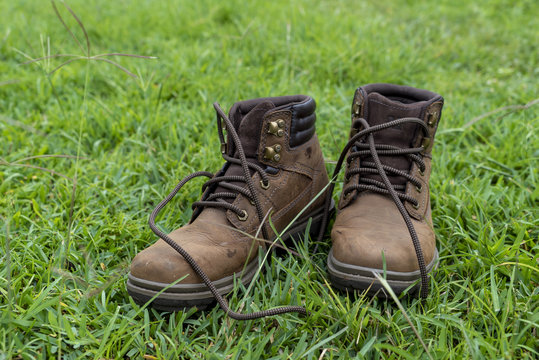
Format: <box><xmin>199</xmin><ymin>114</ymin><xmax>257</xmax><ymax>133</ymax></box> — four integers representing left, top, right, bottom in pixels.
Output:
<box><xmin>366</xmin><ymin>92</ymin><xmax>424</xmax><ymax>147</ymax></box>
<box><xmin>211</xmin><ymin>101</ymin><xmax>275</xmax><ymax>204</ymax></box>
<box><xmin>234</xmin><ymin>101</ymin><xmax>275</xmax><ymax>158</ymax></box>
<box><xmin>361</xmin><ymin>92</ymin><xmax>426</xmax><ymax>186</ymax></box>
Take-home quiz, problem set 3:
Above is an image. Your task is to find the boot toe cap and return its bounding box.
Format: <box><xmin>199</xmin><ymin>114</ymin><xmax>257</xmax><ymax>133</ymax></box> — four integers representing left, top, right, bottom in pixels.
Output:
<box><xmin>331</xmin><ymin>227</ymin><xmax>433</xmax><ymax>273</ymax></box>
<box><xmin>130</xmin><ymin>240</ymin><xmax>202</xmax><ymax>284</ymax></box>
<box><xmin>331</xmin><ymin>197</ymin><xmax>436</xmax><ymax>273</ymax></box>
<box><xmin>130</xmin><ymin>235</ymin><xmax>255</xmax><ymax>285</ymax></box>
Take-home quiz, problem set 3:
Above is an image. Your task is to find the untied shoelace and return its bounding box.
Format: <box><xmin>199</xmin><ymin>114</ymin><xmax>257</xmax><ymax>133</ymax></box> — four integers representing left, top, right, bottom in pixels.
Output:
<box><xmin>148</xmin><ymin>103</ymin><xmax>308</xmax><ymax>320</ymax></box>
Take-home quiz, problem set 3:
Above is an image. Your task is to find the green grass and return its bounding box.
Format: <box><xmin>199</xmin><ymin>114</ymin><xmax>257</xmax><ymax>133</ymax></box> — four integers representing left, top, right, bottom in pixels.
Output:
<box><xmin>0</xmin><ymin>0</ymin><xmax>537</xmax><ymax>358</ymax></box>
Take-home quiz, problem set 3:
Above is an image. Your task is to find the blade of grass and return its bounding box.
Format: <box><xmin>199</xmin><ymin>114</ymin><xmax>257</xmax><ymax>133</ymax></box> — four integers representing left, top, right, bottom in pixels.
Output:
<box><xmin>0</xmin><ymin>79</ymin><xmax>20</xmax><ymax>86</ymax></box>
<box><xmin>301</xmin><ymin>325</ymin><xmax>348</xmax><ymax>358</ymax></box>
<box><xmin>21</xmin><ymin>54</ymin><xmax>80</xmax><ymax>65</ymax></box>
<box><xmin>3</xmin><ymin>217</ymin><xmax>13</xmax><ymax>348</ymax></box>
<box><xmin>92</xmin><ymin>58</ymin><xmax>138</xmax><ymax>78</ymax></box>
<box><xmin>490</xmin><ymin>265</ymin><xmax>500</xmax><ymax>313</ymax></box>
<box><xmin>373</xmin><ymin>272</ymin><xmax>433</xmax><ymax>360</ymax></box>
<box><xmin>91</xmin><ymin>53</ymin><xmax>158</xmax><ymax>59</ymax></box>
<box><xmin>51</xmin><ymin>0</ymin><xmax>86</xmax><ymax>55</ymax></box>
<box><xmin>62</xmin><ymin>1</ymin><xmax>90</xmax><ymax>56</ymax></box>
<box><xmin>11</xmin><ymin>154</ymin><xmax>85</xmax><ymax>163</ymax></box>
<box><xmin>0</xmin><ymin>160</ymin><xmax>72</xmax><ymax>180</ymax></box>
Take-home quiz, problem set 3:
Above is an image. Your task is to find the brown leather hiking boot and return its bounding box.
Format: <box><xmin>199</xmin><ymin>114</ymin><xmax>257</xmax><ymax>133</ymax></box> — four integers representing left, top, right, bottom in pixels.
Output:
<box><xmin>323</xmin><ymin>83</ymin><xmax>444</xmax><ymax>298</ymax></box>
<box><xmin>127</xmin><ymin>95</ymin><xmax>331</xmax><ymax>318</ymax></box>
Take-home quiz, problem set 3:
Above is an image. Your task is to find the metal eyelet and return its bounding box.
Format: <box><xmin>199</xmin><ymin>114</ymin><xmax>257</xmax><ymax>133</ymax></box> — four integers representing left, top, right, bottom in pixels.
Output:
<box><xmin>260</xmin><ymin>180</ymin><xmax>270</xmax><ymax>190</ymax></box>
<box><xmin>421</xmin><ymin>137</ymin><xmax>431</xmax><ymax>150</ymax></box>
<box><xmin>427</xmin><ymin>111</ymin><xmax>438</xmax><ymax>127</ymax></box>
<box><xmin>416</xmin><ymin>185</ymin><xmax>422</xmax><ymax>193</ymax></box>
<box><xmin>268</xmin><ymin>119</ymin><xmax>286</xmax><ymax>137</ymax></box>
<box><xmin>264</xmin><ymin>144</ymin><xmax>282</xmax><ymax>162</ymax></box>
<box><xmin>352</xmin><ymin>101</ymin><xmax>362</xmax><ymax>116</ymax></box>
<box><xmin>237</xmin><ymin>210</ymin><xmax>248</xmax><ymax>221</ymax></box>
<box><xmin>412</xmin><ymin>202</ymin><xmax>420</xmax><ymax>210</ymax></box>
<box><xmin>419</xmin><ymin>169</ymin><xmax>425</xmax><ymax>176</ymax></box>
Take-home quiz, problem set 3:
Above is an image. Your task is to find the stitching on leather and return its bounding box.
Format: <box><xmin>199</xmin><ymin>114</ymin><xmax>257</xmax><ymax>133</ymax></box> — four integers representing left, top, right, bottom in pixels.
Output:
<box><xmin>234</xmin><ymin>169</ymin><xmax>292</xmax><ymax>234</ymax></box>
<box><xmin>271</xmin><ymin>176</ymin><xmax>312</xmax><ymax>223</ymax></box>
<box><xmin>248</xmin><ymin>170</ymin><xmax>289</xmax><ymax>233</ymax></box>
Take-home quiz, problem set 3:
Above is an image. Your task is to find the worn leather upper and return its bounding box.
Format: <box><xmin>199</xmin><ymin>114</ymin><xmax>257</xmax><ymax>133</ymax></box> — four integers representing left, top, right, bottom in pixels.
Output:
<box><xmin>332</xmin><ymin>84</ymin><xmax>443</xmax><ymax>272</ymax></box>
<box><xmin>131</xmin><ymin>96</ymin><xmax>329</xmax><ymax>284</ymax></box>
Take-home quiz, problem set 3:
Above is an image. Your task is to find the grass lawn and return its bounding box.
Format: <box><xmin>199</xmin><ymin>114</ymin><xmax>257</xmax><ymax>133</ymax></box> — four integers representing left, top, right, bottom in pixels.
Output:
<box><xmin>1</xmin><ymin>0</ymin><xmax>537</xmax><ymax>358</ymax></box>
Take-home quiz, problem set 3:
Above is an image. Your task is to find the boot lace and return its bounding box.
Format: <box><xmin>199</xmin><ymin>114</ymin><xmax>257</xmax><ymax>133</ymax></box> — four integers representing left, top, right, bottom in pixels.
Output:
<box><xmin>317</xmin><ymin>116</ymin><xmax>431</xmax><ymax>299</ymax></box>
<box><xmin>148</xmin><ymin>103</ymin><xmax>307</xmax><ymax>320</ymax></box>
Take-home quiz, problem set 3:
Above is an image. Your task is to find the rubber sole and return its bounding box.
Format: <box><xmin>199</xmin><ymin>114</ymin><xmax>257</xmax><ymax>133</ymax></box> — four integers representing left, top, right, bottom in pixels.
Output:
<box><xmin>127</xmin><ymin>201</ymin><xmax>334</xmax><ymax>311</ymax></box>
<box><xmin>327</xmin><ymin>248</ymin><xmax>438</xmax><ymax>297</ymax></box>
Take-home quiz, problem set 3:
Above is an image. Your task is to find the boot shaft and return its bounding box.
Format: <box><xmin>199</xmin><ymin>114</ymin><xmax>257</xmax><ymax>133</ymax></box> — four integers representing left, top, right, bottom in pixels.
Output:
<box><xmin>224</xmin><ymin>95</ymin><xmax>316</xmax><ymax>157</ymax></box>
<box><xmin>350</xmin><ymin>83</ymin><xmax>444</xmax><ymax>157</ymax></box>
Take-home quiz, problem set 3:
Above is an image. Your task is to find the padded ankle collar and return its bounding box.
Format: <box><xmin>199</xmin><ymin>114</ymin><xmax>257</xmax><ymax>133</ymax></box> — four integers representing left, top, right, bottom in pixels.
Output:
<box><xmin>289</xmin><ymin>96</ymin><xmax>316</xmax><ymax>147</ymax></box>
<box><xmin>228</xmin><ymin>95</ymin><xmax>316</xmax><ymax>148</ymax></box>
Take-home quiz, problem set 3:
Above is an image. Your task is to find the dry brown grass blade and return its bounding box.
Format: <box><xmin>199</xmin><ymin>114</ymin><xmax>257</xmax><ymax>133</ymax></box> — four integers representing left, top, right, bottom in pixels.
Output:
<box><xmin>11</xmin><ymin>154</ymin><xmax>86</xmax><ymax>163</ymax></box>
<box><xmin>48</xmin><ymin>57</ymin><xmax>86</xmax><ymax>75</ymax></box>
<box><xmin>51</xmin><ymin>0</ymin><xmax>86</xmax><ymax>56</ymax></box>
<box><xmin>21</xmin><ymin>54</ymin><xmax>79</xmax><ymax>65</ymax></box>
<box><xmin>46</xmin><ymin>56</ymin><xmax>152</xmax><ymax>77</ymax></box>
<box><xmin>91</xmin><ymin>53</ymin><xmax>158</xmax><ymax>59</ymax></box>
<box><xmin>0</xmin><ymin>79</ymin><xmax>20</xmax><ymax>86</ymax></box>
<box><xmin>92</xmin><ymin>58</ymin><xmax>137</xmax><ymax>78</ymax></box>
<box><xmin>62</xmin><ymin>1</ymin><xmax>90</xmax><ymax>56</ymax></box>
<box><xmin>0</xmin><ymin>161</ymin><xmax>72</xmax><ymax>180</ymax></box>
<box><xmin>52</xmin><ymin>267</ymin><xmax>89</xmax><ymax>287</ymax></box>
<box><xmin>254</xmin><ymin>207</ymin><xmax>272</xmax><ymax>240</ymax></box>
<box><xmin>22</xmin><ymin>53</ymin><xmax>156</xmax><ymax>69</ymax></box>
<box><xmin>20</xmin><ymin>3</ymin><xmax>156</xmax><ymax>80</ymax></box>
<box><xmin>464</xmin><ymin>98</ymin><xmax>539</xmax><ymax>128</ymax></box>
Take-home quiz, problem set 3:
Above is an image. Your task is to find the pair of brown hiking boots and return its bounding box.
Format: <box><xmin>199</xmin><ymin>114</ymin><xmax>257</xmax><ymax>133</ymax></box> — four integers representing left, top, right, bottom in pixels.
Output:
<box><xmin>127</xmin><ymin>83</ymin><xmax>444</xmax><ymax>319</ymax></box>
